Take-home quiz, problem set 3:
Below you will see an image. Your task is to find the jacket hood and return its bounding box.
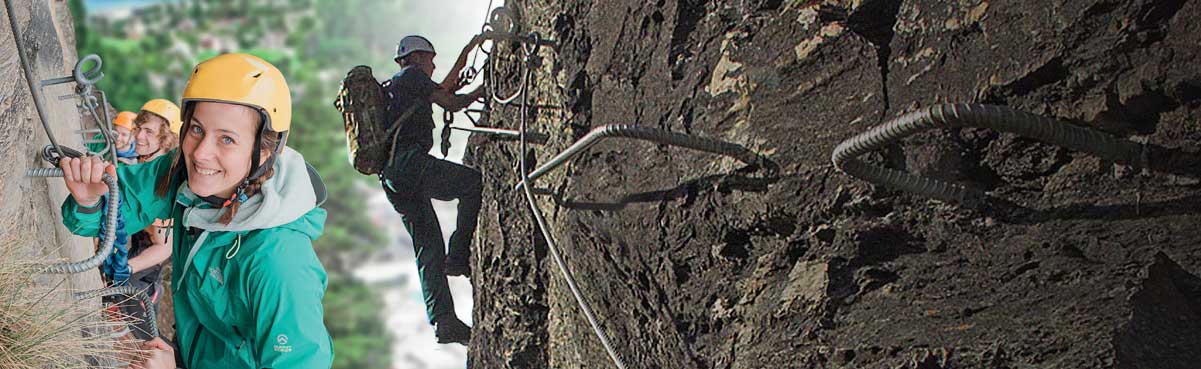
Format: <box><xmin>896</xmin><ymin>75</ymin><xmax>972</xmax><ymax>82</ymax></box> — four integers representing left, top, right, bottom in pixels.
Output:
<box><xmin>177</xmin><ymin>146</ymin><xmax>325</xmax><ymax>239</ymax></box>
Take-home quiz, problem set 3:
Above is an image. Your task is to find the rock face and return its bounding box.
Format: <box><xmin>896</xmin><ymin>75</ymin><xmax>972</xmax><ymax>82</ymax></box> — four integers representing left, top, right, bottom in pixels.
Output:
<box><xmin>470</xmin><ymin>0</ymin><xmax>1201</xmax><ymax>368</ymax></box>
<box><xmin>1</xmin><ymin>0</ymin><xmax>103</xmax><ymax>299</ymax></box>
<box><xmin>8</xmin><ymin>2</ymin><xmax>1200</xmax><ymax>367</ymax></box>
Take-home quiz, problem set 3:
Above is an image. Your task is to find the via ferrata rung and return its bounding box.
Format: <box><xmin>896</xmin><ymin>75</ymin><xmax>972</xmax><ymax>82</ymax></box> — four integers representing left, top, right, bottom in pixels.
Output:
<box><xmin>451</xmin><ymin>125</ymin><xmax>549</xmax><ymax>144</ymax></box>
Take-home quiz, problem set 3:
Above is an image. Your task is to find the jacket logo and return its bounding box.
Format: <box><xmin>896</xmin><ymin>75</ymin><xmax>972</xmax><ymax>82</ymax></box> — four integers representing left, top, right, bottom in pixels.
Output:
<box><xmin>208</xmin><ymin>267</ymin><xmax>224</xmax><ymax>285</ymax></box>
<box><xmin>274</xmin><ymin>334</ymin><xmax>292</xmax><ymax>353</ymax></box>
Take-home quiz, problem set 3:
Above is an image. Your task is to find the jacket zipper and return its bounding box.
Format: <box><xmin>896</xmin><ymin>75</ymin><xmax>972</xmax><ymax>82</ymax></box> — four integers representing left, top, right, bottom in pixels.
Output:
<box><xmin>233</xmin><ymin>326</ymin><xmax>246</xmax><ymax>350</ymax></box>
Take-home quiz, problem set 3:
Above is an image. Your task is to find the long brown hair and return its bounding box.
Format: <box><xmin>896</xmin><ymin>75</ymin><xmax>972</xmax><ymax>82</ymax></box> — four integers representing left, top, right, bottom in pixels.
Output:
<box><xmin>155</xmin><ymin>103</ymin><xmax>282</xmax><ymax>225</ymax></box>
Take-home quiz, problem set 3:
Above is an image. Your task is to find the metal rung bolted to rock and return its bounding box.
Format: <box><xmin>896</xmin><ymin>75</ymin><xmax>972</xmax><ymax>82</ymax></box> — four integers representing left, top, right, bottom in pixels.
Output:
<box><xmin>451</xmin><ymin>125</ymin><xmax>549</xmax><ymax>145</ymax></box>
<box><xmin>49</xmin><ymin>55</ymin><xmax>117</xmax><ymax>160</ymax></box>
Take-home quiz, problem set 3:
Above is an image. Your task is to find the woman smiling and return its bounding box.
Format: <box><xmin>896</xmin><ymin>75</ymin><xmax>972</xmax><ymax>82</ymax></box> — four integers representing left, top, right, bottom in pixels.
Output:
<box><xmin>58</xmin><ymin>53</ymin><xmax>334</xmax><ymax>369</ymax></box>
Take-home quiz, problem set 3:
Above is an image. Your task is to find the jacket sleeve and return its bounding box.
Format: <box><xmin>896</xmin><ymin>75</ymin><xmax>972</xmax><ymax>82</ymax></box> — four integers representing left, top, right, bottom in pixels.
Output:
<box><xmin>61</xmin><ymin>151</ymin><xmax>176</xmax><ymax>237</ymax></box>
<box><xmin>247</xmin><ymin>235</ymin><xmax>334</xmax><ymax>369</ymax></box>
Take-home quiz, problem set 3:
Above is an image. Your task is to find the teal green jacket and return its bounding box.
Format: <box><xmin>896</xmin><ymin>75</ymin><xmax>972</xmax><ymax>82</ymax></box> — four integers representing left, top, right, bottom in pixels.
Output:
<box><xmin>62</xmin><ymin>147</ymin><xmax>334</xmax><ymax>369</ymax></box>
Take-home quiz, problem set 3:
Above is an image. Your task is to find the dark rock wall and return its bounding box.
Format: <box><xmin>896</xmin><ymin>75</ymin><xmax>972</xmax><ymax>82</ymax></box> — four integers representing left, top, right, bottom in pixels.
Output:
<box><xmin>469</xmin><ymin>0</ymin><xmax>1201</xmax><ymax>368</ymax></box>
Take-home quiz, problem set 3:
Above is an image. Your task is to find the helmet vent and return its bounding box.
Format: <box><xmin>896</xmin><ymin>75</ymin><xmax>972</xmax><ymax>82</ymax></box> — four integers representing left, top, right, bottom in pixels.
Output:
<box><xmin>252</xmin><ymin>72</ymin><xmax>262</xmax><ymax>78</ymax></box>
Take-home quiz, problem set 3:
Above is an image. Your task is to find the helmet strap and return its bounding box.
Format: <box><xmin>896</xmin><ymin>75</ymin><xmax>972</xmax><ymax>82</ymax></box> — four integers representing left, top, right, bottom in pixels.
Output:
<box><xmin>222</xmin><ymin>180</ymin><xmax>251</xmax><ymax>208</ymax></box>
<box><xmin>138</xmin><ymin>147</ymin><xmax>162</xmax><ymax>163</ymax></box>
<box><xmin>230</xmin><ymin>119</ymin><xmax>284</xmax><ymax>207</ymax></box>
<box><xmin>248</xmin><ymin>129</ymin><xmax>264</xmax><ymax>179</ymax></box>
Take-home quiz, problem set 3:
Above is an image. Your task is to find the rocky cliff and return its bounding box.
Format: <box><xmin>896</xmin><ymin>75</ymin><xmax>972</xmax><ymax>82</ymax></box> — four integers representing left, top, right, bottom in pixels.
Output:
<box><xmin>2</xmin><ymin>0</ymin><xmax>103</xmax><ymax>298</ymax></box>
<box><xmin>469</xmin><ymin>0</ymin><xmax>1201</xmax><ymax>368</ymax></box>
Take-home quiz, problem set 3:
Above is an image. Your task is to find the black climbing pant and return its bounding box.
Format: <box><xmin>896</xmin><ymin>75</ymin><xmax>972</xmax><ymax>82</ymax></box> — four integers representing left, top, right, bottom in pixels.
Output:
<box><xmin>380</xmin><ymin>151</ymin><xmax>482</xmax><ymax>324</ymax></box>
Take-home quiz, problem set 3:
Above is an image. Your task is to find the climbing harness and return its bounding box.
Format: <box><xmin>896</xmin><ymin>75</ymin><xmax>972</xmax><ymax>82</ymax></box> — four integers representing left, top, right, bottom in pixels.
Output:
<box><xmin>831</xmin><ymin>104</ymin><xmax>1160</xmax><ymax>207</ymax></box>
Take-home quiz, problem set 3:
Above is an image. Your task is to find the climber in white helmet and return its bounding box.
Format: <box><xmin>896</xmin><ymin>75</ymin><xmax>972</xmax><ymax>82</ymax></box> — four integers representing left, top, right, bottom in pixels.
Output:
<box><xmin>379</xmin><ymin>34</ymin><xmax>485</xmax><ymax>346</ymax></box>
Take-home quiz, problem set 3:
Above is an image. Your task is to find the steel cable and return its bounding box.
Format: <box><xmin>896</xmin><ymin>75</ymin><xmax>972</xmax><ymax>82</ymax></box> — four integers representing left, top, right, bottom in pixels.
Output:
<box><xmin>516</xmin><ymin>124</ymin><xmax>765</xmax><ymax>190</ymax></box>
<box><xmin>831</xmin><ymin>103</ymin><xmax>1149</xmax><ymax>206</ymax></box>
<box><xmin>26</xmin><ymin>168</ymin><xmax>120</xmax><ymax>274</ymax></box>
<box><xmin>516</xmin><ymin>55</ymin><xmax>630</xmax><ymax>369</ymax></box>
<box><xmin>5</xmin><ymin>0</ymin><xmax>63</xmax><ymax>157</ymax></box>
<box><xmin>74</xmin><ymin>285</ymin><xmax>159</xmax><ymax>338</ymax></box>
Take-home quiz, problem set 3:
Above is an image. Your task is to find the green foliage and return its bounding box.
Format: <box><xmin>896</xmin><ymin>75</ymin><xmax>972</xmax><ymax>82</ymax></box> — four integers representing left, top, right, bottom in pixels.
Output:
<box><xmin>68</xmin><ymin>0</ymin><xmax>88</xmax><ymax>47</ymax></box>
<box><xmin>323</xmin><ymin>276</ymin><xmax>393</xmax><ymax>369</ymax></box>
<box><xmin>73</xmin><ymin>1</ymin><xmax>406</xmax><ymax>366</ymax></box>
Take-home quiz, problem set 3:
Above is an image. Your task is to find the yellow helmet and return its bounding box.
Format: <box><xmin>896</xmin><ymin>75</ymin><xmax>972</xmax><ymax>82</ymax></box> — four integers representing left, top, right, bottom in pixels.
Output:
<box><xmin>140</xmin><ymin>99</ymin><xmax>182</xmax><ymax>134</ymax></box>
<box><xmin>112</xmin><ymin>111</ymin><xmax>137</xmax><ymax>130</ymax></box>
<box><xmin>181</xmin><ymin>53</ymin><xmax>291</xmax><ymax>132</ymax></box>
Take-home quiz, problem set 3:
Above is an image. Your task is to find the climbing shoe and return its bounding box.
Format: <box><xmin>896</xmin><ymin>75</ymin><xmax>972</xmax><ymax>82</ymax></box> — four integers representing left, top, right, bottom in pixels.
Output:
<box><xmin>435</xmin><ymin>316</ymin><xmax>472</xmax><ymax>345</ymax></box>
<box><xmin>445</xmin><ymin>256</ymin><xmax>471</xmax><ymax>278</ymax></box>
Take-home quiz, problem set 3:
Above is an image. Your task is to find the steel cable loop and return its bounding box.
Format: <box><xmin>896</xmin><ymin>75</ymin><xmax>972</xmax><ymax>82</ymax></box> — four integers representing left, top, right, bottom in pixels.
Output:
<box><xmin>94</xmin><ymin>91</ymin><xmax>119</xmax><ymax>161</ymax></box>
<box><xmin>832</xmin><ymin>103</ymin><xmax>1150</xmax><ymax>206</ymax></box>
<box><xmin>9</xmin><ymin>0</ymin><xmax>116</xmax><ymax>161</ymax></box>
<box><xmin>459</xmin><ymin>66</ymin><xmax>479</xmax><ymax>86</ymax></box>
<box><xmin>489</xmin><ymin>6</ymin><xmax>515</xmax><ymax>34</ymax></box>
<box><xmin>485</xmin><ymin>10</ymin><xmax>538</xmax><ymax>106</ymax></box>
<box><xmin>468</xmin><ymin>0</ymin><xmax>495</xmax><ymax>68</ymax></box>
<box><xmin>515</xmin><ymin>124</ymin><xmax>764</xmax><ymax>190</ymax></box>
<box><xmin>79</xmin><ymin>91</ymin><xmax>119</xmax><ymax>161</ymax></box>
<box><xmin>73</xmin><ymin>54</ymin><xmax>105</xmax><ymax>86</ymax></box>
<box><xmin>522</xmin><ymin>31</ymin><xmax>541</xmax><ymax>57</ymax></box>
<box><xmin>478</xmin><ymin>24</ymin><xmax>495</xmax><ymax>60</ymax></box>
<box><xmin>490</xmin><ymin>52</ymin><xmax>528</xmax><ymax>105</ymax></box>
<box><xmin>515</xmin><ymin>55</ymin><xmax>630</xmax><ymax>369</ymax></box>
<box><xmin>26</xmin><ymin>168</ymin><xmax>120</xmax><ymax>274</ymax></box>
<box><xmin>74</xmin><ymin>285</ymin><xmax>159</xmax><ymax>338</ymax></box>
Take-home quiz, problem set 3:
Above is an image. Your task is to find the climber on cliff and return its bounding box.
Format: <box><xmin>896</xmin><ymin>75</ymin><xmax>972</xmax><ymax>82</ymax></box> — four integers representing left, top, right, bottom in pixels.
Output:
<box><xmin>111</xmin><ymin>111</ymin><xmax>139</xmax><ymax>165</ymax></box>
<box><xmin>84</xmin><ymin>109</ymin><xmax>138</xmax><ymax>164</ymax></box>
<box><xmin>102</xmin><ymin>99</ymin><xmax>184</xmax><ymax>342</ymax></box>
<box><xmin>133</xmin><ymin>99</ymin><xmax>180</xmax><ymax>162</ymax></box>
<box><xmin>93</xmin><ymin>104</ymin><xmax>181</xmax><ymax>342</ymax></box>
<box><xmin>59</xmin><ymin>53</ymin><xmax>335</xmax><ymax>368</ymax></box>
<box><xmin>379</xmin><ymin>34</ymin><xmax>486</xmax><ymax>346</ymax></box>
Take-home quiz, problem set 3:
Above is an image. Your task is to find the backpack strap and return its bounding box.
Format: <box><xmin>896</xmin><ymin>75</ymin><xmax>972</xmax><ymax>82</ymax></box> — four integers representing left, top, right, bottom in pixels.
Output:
<box><xmin>384</xmin><ymin>103</ymin><xmax>422</xmax><ymax>169</ymax></box>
